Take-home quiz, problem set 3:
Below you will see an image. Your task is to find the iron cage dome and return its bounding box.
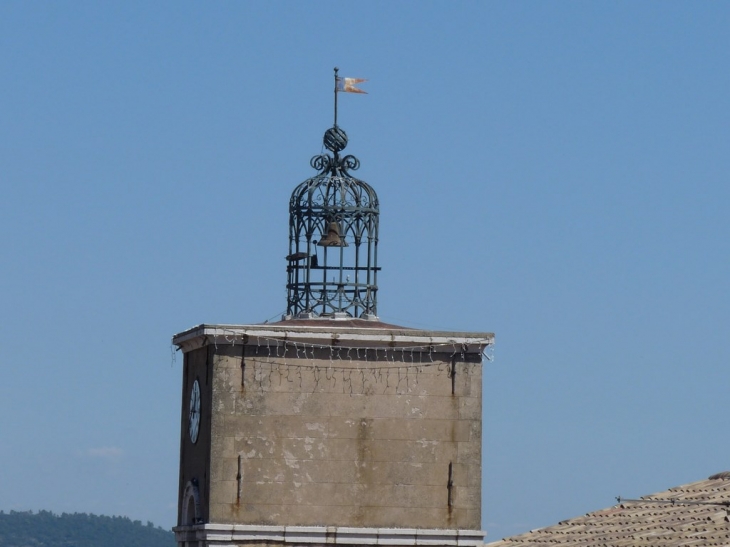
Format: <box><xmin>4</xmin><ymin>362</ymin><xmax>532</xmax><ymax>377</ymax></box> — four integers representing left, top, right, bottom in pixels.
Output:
<box><xmin>286</xmin><ymin>125</ymin><xmax>380</xmax><ymax>319</ymax></box>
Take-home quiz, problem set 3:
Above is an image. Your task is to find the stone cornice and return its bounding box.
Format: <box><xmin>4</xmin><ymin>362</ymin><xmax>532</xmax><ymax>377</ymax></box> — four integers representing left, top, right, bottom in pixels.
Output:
<box><xmin>173</xmin><ymin>524</ymin><xmax>486</xmax><ymax>546</ymax></box>
<box><xmin>172</xmin><ymin>323</ymin><xmax>494</xmax><ymax>355</ymax></box>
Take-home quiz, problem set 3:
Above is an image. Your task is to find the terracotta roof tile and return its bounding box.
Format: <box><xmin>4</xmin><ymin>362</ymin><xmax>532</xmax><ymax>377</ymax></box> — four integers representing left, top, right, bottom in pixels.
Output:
<box><xmin>487</xmin><ymin>473</ymin><xmax>730</xmax><ymax>547</ymax></box>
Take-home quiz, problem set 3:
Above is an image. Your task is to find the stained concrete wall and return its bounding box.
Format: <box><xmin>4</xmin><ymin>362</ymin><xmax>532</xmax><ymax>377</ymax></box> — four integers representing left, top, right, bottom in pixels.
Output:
<box><xmin>197</xmin><ymin>342</ymin><xmax>482</xmax><ymax>530</ymax></box>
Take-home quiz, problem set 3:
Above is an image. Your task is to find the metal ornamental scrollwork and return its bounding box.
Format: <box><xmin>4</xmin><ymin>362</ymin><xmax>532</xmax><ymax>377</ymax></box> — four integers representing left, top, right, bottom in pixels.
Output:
<box><xmin>340</xmin><ymin>155</ymin><xmax>360</xmax><ymax>173</ymax></box>
<box><xmin>310</xmin><ymin>155</ymin><xmax>331</xmax><ymax>172</ymax></box>
<box><xmin>309</xmin><ymin>153</ymin><xmax>360</xmax><ymax>176</ymax></box>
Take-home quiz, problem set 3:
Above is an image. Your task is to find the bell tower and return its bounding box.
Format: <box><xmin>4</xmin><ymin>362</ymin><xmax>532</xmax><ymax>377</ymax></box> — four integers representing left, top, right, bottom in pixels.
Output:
<box><xmin>173</xmin><ymin>71</ymin><xmax>493</xmax><ymax>547</ymax></box>
<box><xmin>286</xmin><ymin>124</ymin><xmax>379</xmax><ymax>319</ymax></box>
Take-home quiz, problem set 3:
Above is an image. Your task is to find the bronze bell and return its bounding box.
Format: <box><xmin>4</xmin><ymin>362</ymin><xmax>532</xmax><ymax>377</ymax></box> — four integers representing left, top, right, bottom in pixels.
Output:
<box><xmin>317</xmin><ymin>221</ymin><xmax>348</xmax><ymax>247</ymax></box>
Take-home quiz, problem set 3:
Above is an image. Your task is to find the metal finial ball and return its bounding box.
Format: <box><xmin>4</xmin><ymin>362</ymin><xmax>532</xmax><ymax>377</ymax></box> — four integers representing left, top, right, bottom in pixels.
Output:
<box><xmin>323</xmin><ymin>126</ymin><xmax>348</xmax><ymax>152</ymax></box>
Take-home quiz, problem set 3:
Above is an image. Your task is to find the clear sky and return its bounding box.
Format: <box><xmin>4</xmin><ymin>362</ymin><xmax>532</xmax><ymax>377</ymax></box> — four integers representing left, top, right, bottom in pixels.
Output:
<box><xmin>1</xmin><ymin>1</ymin><xmax>729</xmax><ymax>541</ymax></box>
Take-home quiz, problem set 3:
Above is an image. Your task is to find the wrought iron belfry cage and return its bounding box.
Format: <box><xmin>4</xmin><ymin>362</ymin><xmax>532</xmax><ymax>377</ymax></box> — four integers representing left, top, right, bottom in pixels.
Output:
<box><xmin>286</xmin><ymin>126</ymin><xmax>380</xmax><ymax>319</ymax></box>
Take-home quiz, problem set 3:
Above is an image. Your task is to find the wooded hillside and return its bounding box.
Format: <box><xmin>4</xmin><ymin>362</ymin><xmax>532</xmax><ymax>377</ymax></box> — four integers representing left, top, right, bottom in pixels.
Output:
<box><xmin>0</xmin><ymin>511</ymin><xmax>175</xmax><ymax>547</ymax></box>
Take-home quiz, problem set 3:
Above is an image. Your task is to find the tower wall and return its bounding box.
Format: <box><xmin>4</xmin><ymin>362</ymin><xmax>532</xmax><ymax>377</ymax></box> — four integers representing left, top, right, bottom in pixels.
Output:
<box><xmin>207</xmin><ymin>344</ymin><xmax>482</xmax><ymax>529</ymax></box>
<box><xmin>178</xmin><ymin>346</ymin><xmax>215</xmax><ymax>525</ymax></box>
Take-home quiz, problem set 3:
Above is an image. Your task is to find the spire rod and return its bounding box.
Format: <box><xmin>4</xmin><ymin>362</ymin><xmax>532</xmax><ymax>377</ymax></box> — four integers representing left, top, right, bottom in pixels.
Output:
<box><xmin>333</xmin><ymin>66</ymin><xmax>339</xmax><ymax>127</ymax></box>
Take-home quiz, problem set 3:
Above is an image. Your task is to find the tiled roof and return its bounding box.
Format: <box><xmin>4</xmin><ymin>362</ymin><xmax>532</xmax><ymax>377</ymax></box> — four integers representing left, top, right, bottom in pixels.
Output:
<box><xmin>487</xmin><ymin>472</ymin><xmax>730</xmax><ymax>547</ymax></box>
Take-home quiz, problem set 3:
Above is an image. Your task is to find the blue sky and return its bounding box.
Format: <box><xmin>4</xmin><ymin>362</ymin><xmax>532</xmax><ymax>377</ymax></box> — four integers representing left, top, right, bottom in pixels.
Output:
<box><xmin>2</xmin><ymin>1</ymin><xmax>730</xmax><ymax>540</ymax></box>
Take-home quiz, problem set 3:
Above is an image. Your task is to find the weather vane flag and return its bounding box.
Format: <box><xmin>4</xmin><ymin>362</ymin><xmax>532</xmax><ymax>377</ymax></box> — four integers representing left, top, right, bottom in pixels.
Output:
<box><xmin>333</xmin><ymin>67</ymin><xmax>366</xmax><ymax>127</ymax></box>
<box><xmin>336</xmin><ymin>77</ymin><xmax>367</xmax><ymax>94</ymax></box>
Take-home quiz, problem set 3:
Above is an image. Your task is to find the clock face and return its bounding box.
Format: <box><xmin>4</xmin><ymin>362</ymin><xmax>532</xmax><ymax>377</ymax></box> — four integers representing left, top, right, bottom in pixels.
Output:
<box><xmin>189</xmin><ymin>379</ymin><xmax>201</xmax><ymax>443</ymax></box>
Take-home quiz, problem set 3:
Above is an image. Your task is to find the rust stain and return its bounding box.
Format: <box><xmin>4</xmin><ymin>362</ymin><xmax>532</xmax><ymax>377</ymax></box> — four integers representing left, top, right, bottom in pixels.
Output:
<box><xmin>353</xmin><ymin>418</ymin><xmax>373</xmax><ymax>527</ymax></box>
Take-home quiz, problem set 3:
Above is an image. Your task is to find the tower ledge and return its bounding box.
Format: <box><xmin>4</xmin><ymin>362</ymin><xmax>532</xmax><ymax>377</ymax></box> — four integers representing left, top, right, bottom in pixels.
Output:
<box><xmin>172</xmin><ymin>322</ymin><xmax>494</xmax><ymax>355</ymax></box>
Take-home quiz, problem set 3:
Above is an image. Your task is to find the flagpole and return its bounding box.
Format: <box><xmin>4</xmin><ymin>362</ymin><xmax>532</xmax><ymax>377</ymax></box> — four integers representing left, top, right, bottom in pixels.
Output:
<box><xmin>334</xmin><ymin>66</ymin><xmax>339</xmax><ymax>127</ymax></box>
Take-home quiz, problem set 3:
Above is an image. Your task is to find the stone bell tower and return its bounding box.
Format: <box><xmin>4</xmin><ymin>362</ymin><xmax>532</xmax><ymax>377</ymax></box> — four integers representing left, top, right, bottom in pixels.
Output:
<box><xmin>173</xmin><ymin>73</ymin><xmax>493</xmax><ymax>547</ymax></box>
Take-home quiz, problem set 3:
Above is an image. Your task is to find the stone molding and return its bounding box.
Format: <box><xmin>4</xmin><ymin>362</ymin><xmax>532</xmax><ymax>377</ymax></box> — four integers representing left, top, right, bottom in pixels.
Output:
<box><xmin>173</xmin><ymin>524</ymin><xmax>486</xmax><ymax>546</ymax></box>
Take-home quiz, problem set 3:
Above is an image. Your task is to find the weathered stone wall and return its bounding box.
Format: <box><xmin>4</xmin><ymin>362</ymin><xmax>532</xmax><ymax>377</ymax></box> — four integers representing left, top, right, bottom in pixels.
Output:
<box><xmin>204</xmin><ymin>343</ymin><xmax>482</xmax><ymax>530</ymax></box>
